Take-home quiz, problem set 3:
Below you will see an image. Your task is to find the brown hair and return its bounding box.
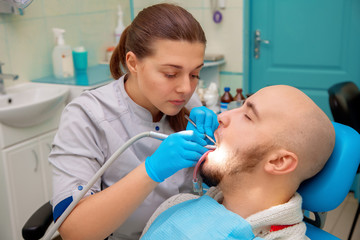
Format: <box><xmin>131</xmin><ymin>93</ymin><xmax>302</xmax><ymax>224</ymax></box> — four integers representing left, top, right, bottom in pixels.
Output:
<box><xmin>110</xmin><ymin>3</ymin><xmax>206</xmax><ymax>132</ymax></box>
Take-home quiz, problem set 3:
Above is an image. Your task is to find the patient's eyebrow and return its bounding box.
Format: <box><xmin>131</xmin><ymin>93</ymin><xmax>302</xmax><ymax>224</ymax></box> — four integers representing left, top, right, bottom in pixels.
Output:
<box><xmin>245</xmin><ymin>100</ymin><xmax>259</xmax><ymax>119</ymax></box>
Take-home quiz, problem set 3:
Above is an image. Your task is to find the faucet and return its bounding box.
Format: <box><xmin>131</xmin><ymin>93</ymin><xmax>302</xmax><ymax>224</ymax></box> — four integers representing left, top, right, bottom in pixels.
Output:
<box><xmin>0</xmin><ymin>62</ymin><xmax>19</xmax><ymax>95</ymax></box>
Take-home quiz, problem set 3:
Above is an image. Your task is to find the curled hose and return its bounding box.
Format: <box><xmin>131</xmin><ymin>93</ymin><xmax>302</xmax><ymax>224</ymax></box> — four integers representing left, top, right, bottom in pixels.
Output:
<box><xmin>192</xmin><ymin>150</ymin><xmax>214</xmax><ymax>195</ymax></box>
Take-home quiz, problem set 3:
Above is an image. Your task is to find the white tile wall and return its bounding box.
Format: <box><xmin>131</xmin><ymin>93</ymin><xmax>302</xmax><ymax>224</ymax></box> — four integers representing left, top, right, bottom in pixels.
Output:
<box><xmin>1</xmin><ymin>0</ymin><xmax>244</xmax><ymax>93</ymax></box>
<box><xmin>0</xmin><ymin>0</ymin><xmax>130</xmax><ymax>87</ymax></box>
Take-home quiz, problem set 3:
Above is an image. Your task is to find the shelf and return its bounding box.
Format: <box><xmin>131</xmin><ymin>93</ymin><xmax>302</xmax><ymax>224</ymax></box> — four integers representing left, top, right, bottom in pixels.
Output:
<box><xmin>203</xmin><ymin>59</ymin><xmax>226</xmax><ymax>68</ymax></box>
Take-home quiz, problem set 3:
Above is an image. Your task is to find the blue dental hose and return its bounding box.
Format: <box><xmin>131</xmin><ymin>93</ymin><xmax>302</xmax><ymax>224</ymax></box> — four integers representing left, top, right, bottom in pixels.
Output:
<box><xmin>43</xmin><ymin>131</ymin><xmax>215</xmax><ymax>240</ymax></box>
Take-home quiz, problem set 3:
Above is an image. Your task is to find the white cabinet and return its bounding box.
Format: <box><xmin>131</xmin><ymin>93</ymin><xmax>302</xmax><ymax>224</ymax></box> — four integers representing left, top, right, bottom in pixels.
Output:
<box><xmin>39</xmin><ymin>133</ymin><xmax>56</xmax><ymax>200</ymax></box>
<box><xmin>0</xmin><ymin>130</ymin><xmax>56</xmax><ymax>240</ymax></box>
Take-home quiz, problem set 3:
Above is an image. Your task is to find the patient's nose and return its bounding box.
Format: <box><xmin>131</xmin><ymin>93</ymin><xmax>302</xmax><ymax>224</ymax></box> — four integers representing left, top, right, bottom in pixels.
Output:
<box><xmin>217</xmin><ymin>111</ymin><xmax>231</xmax><ymax>127</ymax></box>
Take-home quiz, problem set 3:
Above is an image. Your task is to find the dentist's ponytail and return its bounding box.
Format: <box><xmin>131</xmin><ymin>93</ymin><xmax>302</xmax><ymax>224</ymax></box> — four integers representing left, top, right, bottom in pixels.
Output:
<box><xmin>110</xmin><ymin>26</ymin><xmax>129</xmax><ymax>79</ymax></box>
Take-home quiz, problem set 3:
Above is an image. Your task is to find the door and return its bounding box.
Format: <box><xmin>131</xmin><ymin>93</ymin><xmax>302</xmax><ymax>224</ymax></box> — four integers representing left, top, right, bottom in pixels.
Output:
<box><xmin>247</xmin><ymin>0</ymin><xmax>360</xmax><ymax>119</ymax></box>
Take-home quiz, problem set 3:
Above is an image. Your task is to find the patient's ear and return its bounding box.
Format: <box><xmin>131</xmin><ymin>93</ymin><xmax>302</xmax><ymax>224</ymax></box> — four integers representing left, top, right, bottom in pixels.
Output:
<box><xmin>264</xmin><ymin>150</ymin><xmax>298</xmax><ymax>175</ymax></box>
<box><xmin>126</xmin><ymin>51</ymin><xmax>138</xmax><ymax>74</ymax></box>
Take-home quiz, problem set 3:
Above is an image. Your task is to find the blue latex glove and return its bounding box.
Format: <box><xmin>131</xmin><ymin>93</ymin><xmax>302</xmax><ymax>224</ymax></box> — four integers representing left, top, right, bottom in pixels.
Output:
<box><xmin>145</xmin><ymin>130</ymin><xmax>208</xmax><ymax>182</ymax></box>
<box><xmin>186</xmin><ymin>106</ymin><xmax>219</xmax><ymax>145</ymax></box>
<box><xmin>142</xmin><ymin>195</ymin><xmax>264</xmax><ymax>240</ymax></box>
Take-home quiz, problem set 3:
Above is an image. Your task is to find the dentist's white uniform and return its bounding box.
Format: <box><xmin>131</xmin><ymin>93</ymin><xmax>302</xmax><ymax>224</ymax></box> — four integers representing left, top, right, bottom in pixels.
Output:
<box><xmin>49</xmin><ymin>75</ymin><xmax>201</xmax><ymax>239</ymax></box>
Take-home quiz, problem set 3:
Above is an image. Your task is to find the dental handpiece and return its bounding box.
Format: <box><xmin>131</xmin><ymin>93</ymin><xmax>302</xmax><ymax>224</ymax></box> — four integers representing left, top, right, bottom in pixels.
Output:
<box><xmin>149</xmin><ymin>132</ymin><xmax>216</xmax><ymax>150</ymax></box>
<box><xmin>184</xmin><ymin>115</ymin><xmax>217</xmax><ymax>145</ymax></box>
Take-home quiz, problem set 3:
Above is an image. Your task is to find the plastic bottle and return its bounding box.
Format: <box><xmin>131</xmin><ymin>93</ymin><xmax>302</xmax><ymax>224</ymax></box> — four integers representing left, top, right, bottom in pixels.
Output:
<box><xmin>220</xmin><ymin>87</ymin><xmax>233</xmax><ymax>112</ymax></box>
<box><xmin>115</xmin><ymin>5</ymin><xmax>125</xmax><ymax>44</ymax></box>
<box><xmin>204</xmin><ymin>82</ymin><xmax>220</xmax><ymax>113</ymax></box>
<box><xmin>234</xmin><ymin>88</ymin><xmax>246</xmax><ymax>102</ymax></box>
<box><xmin>52</xmin><ymin>28</ymin><xmax>74</xmax><ymax>78</ymax></box>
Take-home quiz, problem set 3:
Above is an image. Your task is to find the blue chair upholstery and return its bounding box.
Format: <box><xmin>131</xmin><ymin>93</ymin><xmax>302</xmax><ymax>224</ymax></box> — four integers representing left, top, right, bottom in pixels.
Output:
<box><xmin>298</xmin><ymin>122</ymin><xmax>360</xmax><ymax>239</ymax></box>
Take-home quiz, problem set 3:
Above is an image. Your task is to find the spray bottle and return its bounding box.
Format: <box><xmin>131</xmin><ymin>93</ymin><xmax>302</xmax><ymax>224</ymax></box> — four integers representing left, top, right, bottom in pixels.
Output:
<box><xmin>115</xmin><ymin>4</ymin><xmax>125</xmax><ymax>44</ymax></box>
<box><xmin>52</xmin><ymin>28</ymin><xmax>74</xmax><ymax>78</ymax></box>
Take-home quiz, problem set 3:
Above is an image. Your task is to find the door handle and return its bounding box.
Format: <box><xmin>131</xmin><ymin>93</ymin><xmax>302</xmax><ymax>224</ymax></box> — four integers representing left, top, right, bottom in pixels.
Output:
<box><xmin>254</xmin><ymin>30</ymin><xmax>270</xmax><ymax>59</ymax></box>
<box><xmin>31</xmin><ymin>149</ymin><xmax>39</xmax><ymax>172</ymax></box>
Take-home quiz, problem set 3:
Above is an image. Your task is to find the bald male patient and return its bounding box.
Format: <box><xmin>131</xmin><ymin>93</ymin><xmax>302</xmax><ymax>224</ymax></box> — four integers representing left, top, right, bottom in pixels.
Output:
<box><xmin>141</xmin><ymin>85</ymin><xmax>335</xmax><ymax>240</ymax></box>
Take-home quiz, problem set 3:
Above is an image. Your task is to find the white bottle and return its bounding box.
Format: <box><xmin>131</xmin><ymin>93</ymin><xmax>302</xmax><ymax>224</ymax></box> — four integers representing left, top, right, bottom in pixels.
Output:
<box><xmin>115</xmin><ymin>5</ymin><xmax>125</xmax><ymax>44</ymax></box>
<box><xmin>52</xmin><ymin>28</ymin><xmax>74</xmax><ymax>78</ymax></box>
<box><xmin>204</xmin><ymin>83</ymin><xmax>220</xmax><ymax>114</ymax></box>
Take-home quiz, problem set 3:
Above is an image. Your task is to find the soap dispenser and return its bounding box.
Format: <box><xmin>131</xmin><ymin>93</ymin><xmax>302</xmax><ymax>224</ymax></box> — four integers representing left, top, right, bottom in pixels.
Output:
<box><xmin>52</xmin><ymin>28</ymin><xmax>74</xmax><ymax>78</ymax></box>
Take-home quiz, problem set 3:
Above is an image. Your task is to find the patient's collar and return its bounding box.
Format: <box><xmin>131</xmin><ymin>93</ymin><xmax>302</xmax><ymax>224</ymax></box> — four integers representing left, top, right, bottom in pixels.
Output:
<box><xmin>205</xmin><ymin>187</ymin><xmax>303</xmax><ymax>231</ymax></box>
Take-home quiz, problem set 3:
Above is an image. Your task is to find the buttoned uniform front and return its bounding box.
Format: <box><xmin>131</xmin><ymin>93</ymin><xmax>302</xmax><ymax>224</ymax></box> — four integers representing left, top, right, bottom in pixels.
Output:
<box><xmin>49</xmin><ymin>75</ymin><xmax>202</xmax><ymax>239</ymax></box>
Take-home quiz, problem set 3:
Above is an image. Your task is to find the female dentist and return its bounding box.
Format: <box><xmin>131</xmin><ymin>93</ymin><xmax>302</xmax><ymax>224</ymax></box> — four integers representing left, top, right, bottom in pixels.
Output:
<box><xmin>49</xmin><ymin>3</ymin><xmax>218</xmax><ymax>240</ymax></box>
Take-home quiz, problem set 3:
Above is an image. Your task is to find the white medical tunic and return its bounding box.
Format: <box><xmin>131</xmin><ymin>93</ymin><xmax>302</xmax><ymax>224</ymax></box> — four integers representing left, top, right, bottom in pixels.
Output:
<box><xmin>49</xmin><ymin>76</ymin><xmax>201</xmax><ymax>239</ymax></box>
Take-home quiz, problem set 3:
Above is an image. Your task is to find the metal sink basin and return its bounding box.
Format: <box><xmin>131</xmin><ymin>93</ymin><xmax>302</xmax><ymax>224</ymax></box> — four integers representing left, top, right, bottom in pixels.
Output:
<box><xmin>0</xmin><ymin>82</ymin><xmax>69</xmax><ymax>128</ymax></box>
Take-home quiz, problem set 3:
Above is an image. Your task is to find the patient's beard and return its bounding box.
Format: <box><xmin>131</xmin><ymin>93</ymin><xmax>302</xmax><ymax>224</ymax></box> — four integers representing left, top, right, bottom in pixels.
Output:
<box><xmin>199</xmin><ymin>163</ymin><xmax>223</xmax><ymax>187</ymax></box>
<box><xmin>199</xmin><ymin>149</ymin><xmax>240</xmax><ymax>187</ymax></box>
<box><xmin>200</xmin><ymin>144</ymin><xmax>272</xmax><ymax>187</ymax></box>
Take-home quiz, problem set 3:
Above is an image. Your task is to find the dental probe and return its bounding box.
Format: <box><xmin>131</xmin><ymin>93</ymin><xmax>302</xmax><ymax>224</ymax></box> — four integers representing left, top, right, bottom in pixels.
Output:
<box><xmin>151</xmin><ymin>131</ymin><xmax>216</xmax><ymax>150</ymax></box>
<box><xmin>184</xmin><ymin>115</ymin><xmax>217</xmax><ymax>145</ymax></box>
<box><xmin>43</xmin><ymin>131</ymin><xmax>214</xmax><ymax>240</ymax></box>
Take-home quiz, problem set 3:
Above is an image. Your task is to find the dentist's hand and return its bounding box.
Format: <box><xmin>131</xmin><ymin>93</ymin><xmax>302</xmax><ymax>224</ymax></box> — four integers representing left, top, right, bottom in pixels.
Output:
<box><xmin>145</xmin><ymin>131</ymin><xmax>208</xmax><ymax>182</ymax></box>
<box><xmin>186</xmin><ymin>106</ymin><xmax>219</xmax><ymax>145</ymax></box>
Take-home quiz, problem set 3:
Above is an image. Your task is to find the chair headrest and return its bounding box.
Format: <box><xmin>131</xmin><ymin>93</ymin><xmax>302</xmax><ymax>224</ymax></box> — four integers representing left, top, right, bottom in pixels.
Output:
<box><xmin>328</xmin><ymin>82</ymin><xmax>360</xmax><ymax>133</ymax></box>
<box><xmin>328</xmin><ymin>81</ymin><xmax>359</xmax><ymax>98</ymax></box>
<box><xmin>298</xmin><ymin>122</ymin><xmax>360</xmax><ymax>212</ymax></box>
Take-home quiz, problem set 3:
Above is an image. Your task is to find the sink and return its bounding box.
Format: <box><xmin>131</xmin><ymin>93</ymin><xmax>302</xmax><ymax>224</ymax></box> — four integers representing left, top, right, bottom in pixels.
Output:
<box><xmin>0</xmin><ymin>82</ymin><xmax>69</xmax><ymax>128</ymax></box>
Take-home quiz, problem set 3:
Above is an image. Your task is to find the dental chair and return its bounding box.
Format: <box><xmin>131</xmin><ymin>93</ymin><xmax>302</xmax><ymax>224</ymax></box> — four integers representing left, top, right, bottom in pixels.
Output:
<box><xmin>22</xmin><ymin>122</ymin><xmax>360</xmax><ymax>240</ymax></box>
<box><xmin>328</xmin><ymin>81</ymin><xmax>360</xmax><ymax>239</ymax></box>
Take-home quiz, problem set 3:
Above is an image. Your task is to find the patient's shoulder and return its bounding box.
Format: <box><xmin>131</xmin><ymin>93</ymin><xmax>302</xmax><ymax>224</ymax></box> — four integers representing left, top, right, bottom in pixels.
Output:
<box><xmin>205</xmin><ymin>186</ymin><xmax>224</xmax><ymax>202</ymax></box>
<box><xmin>141</xmin><ymin>193</ymin><xmax>199</xmax><ymax>237</ymax></box>
<box><xmin>166</xmin><ymin>193</ymin><xmax>199</xmax><ymax>205</ymax></box>
<box><xmin>153</xmin><ymin>193</ymin><xmax>199</xmax><ymax>219</ymax></box>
